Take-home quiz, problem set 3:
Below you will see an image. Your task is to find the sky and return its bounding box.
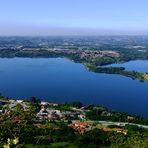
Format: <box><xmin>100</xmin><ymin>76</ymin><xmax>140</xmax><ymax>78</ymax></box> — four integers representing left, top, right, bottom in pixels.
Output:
<box><xmin>0</xmin><ymin>0</ymin><xmax>148</xmax><ymax>36</ymax></box>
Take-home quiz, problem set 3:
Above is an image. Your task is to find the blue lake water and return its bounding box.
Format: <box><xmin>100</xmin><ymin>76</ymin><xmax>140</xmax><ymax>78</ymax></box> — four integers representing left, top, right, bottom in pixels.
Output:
<box><xmin>105</xmin><ymin>60</ymin><xmax>148</xmax><ymax>73</ymax></box>
<box><xmin>0</xmin><ymin>58</ymin><xmax>148</xmax><ymax>117</ymax></box>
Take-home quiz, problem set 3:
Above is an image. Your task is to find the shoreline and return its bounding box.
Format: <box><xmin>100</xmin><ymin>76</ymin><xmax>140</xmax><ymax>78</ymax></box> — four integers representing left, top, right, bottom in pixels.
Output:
<box><xmin>0</xmin><ymin>53</ymin><xmax>148</xmax><ymax>81</ymax></box>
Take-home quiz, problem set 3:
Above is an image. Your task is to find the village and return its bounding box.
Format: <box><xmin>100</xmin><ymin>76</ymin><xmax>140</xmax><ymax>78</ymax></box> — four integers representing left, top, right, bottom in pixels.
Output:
<box><xmin>0</xmin><ymin>97</ymin><xmax>148</xmax><ymax>147</ymax></box>
<box><xmin>1</xmin><ymin>97</ymin><xmax>147</xmax><ymax>136</ymax></box>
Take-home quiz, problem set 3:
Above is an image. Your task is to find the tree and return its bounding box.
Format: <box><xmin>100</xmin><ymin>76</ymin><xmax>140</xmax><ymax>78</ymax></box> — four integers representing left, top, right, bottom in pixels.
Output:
<box><xmin>77</xmin><ymin>129</ymin><xmax>110</xmax><ymax>147</ymax></box>
<box><xmin>70</xmin><ymin>102</ymin><xmax>83</xmax><ymax>108</ymax></box>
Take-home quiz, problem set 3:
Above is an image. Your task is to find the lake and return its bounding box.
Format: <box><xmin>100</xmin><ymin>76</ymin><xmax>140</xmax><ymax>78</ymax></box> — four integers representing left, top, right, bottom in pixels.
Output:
<box><xmin>0</xmin><ymin>58</ymin><xmax>148</xmax><ymax>117</ymax></box>
<box><xmin>105</xmin><ymin>60</ymin><xmax>148</xmax><ymax>73</ymax></box>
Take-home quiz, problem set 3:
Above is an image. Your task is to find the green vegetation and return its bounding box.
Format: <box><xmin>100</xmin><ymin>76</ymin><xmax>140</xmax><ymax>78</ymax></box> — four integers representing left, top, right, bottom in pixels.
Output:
<box><xmin>1</xmin><ymin>36</ymin><xmax>148</xmax><ymax>81</ymax></box>
<box><xmin>86</xmin><ymin>107</ymin><xmax>148</xmax><ymax>125</ymax></box>
<box><xmin>0</xmin><ymin>46</ymin><xmax>148</xmax><ymax>81</ymax></box>
<box><xmin>25</xmin><ymin>142</ymin><xmax>77</xmax><ymax>148</ymax></box>
<box><xmin>0</xmin><ymin>97</ymin><xmax>148</xmax><ymax>147</ymax></box>
<box><xmin>86</xmin><ymin>63</ymin><xmax>148</xmax><ymax>81</ymax></box>
<box><xmin>0</xmin><ymin>37</ymin><xmax>148</xmax><ymax>147</ymax></box>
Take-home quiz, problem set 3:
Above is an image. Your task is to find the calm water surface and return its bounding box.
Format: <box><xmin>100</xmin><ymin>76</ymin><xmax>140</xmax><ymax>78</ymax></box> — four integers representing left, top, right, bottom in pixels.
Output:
<box><xmin>0</xmin><ymin>58</ymin><xmax>148</xmax><ymax>117</ymax></box>
<box><xmin>105</xmin><ymin>60</ymin><xmax>148</xmax><ymax>72</ymax></box>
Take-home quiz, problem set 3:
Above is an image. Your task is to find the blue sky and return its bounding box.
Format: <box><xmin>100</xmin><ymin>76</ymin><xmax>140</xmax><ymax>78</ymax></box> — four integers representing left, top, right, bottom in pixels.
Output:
<box><xmin>0</xmin><ymin>0</ymin><xmax>148</xmax><ymax>35</ymax></box>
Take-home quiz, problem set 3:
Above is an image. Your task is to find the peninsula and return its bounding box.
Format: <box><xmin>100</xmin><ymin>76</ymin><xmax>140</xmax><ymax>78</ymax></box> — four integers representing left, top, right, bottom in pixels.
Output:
<box><xmin>0</xmin><ymin>46</ymin><xmax>148</xmax><ymax>81</ymax></box>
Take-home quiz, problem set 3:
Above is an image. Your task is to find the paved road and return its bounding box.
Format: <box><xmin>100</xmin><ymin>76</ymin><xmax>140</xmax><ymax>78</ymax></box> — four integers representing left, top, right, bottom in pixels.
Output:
<box><xmin>95</xmin><ymin>121</ymin><xmax>148</xmax><ymax>129</ymax></box>
<box><xmin>72</xmin><ymin>120</ymin><xmax>148</xmax><ymax>129</ymax></box>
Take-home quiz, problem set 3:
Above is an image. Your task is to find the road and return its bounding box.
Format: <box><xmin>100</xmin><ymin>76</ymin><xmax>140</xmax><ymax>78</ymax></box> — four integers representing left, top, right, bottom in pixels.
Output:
<box><xmin>94</xmin><ymin>121</ymin><xmax>148</xmax><ymax>129</ymax></box>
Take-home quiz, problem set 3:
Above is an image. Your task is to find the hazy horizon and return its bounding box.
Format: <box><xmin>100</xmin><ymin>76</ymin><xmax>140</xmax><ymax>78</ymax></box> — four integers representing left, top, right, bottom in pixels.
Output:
<box><xmin>0</xmin><ymin>0</ymin><xmax>148</xmax><ymax>36</ymax></box>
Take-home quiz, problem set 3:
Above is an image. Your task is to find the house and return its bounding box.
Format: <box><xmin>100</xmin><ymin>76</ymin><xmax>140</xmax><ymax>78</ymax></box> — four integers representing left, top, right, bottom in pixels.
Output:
<box><xmin>37</xmin><ymin>109</ymin><xmax>61</xmax><ymax>120</ymax></box>
<box><xmin>127</xmin><ymin>116</ymin><xmax>134</xmax><ymax>120</ymax></box>
<box><xmin>32</xmin><ymin>124</ymin><xmax>48</xmax><ymax>127</ymax></box>
<box><xmin>36</xmin><ymin>108</ymin><xmax>49</xmax><ymax>120</ymax></box>
<box><xmin>101</xmin><ymin>127</ymin><xmax>128</xmax><ymax>135</ymax></box>
<box><xmin>41</xmin><ymin>101</ymin><xmax>58</xmax><ymax>107</ymax></box>
<box><xmin>0</xmin><ymin>100</ymin><xmax>9</xmax><ymax>106</ymax></box>
<box><xmin>78</xmin><ymin>114</ymin><xmax>86</xmax><ymax>120</ymax></box>
<box><xmin>116</xmin><ymin>128</ymin><xmax>128</xmax><ymax>135</ymax></box>
<box><xmin>16</xmin><ymin>100</ymin><xmax>23</xmax><ymax>103</ymax></box>
<box><xmin>69</xmin><ymin>121</ymin><xmax>93</xmax><ymax>134</ymax></box>
<box><xmin>3</xmin><ymin>101</ymin><xmax>29</xmax><ymax>112</ymax></box>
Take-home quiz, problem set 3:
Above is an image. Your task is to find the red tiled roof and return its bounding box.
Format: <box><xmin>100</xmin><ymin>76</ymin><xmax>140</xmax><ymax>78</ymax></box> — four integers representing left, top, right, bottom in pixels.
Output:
<box><xmin>32</xmin><ymin>124</ymin><xmax>47</xmax><ymax>127</ymax></box>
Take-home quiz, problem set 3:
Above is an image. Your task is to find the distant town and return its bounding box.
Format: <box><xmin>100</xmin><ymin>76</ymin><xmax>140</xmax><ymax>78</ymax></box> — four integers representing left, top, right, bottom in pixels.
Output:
<box><xmin>0</xmin><ymin>36</ymin><xmax>148</xmax><ymax>81</ymax></box>
<box><xmin>0</xmin><ymin>36</ymin><xmax>148</xmax><ymax>147</ymax></box>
